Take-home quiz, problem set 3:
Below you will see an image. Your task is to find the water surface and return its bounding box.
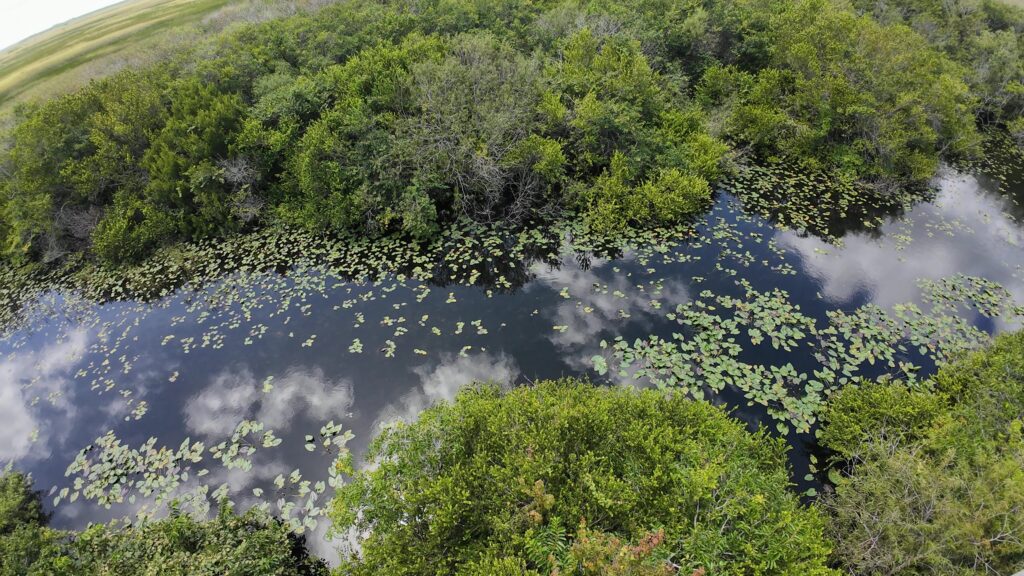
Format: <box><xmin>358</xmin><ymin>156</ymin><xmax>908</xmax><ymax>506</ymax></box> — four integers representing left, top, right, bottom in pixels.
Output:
<box><xmin>2</xmin><ymin>164</ymin><xmax>1022</xmax><ymax>556</ymax></box>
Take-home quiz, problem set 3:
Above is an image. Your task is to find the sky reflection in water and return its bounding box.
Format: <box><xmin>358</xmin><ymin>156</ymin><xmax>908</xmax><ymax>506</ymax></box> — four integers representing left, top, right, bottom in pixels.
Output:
<box><xmin>2</xmin><ymin>165</ymin><xmax>1023</xmax><ymax>551</ymax></box>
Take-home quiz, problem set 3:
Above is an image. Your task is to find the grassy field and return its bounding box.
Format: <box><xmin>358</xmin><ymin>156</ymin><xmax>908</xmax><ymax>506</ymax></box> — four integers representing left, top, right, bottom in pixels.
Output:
<box><xmin>0</xmin><ymin>0</ymin><xmax>239</xmax><ymax>109</ymax></box>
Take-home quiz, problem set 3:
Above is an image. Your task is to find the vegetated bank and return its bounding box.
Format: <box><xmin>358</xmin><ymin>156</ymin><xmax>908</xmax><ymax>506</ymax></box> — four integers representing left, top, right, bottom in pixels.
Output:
<box><xmin>0</xmin><ymin>469</ymin><xmax>329</xmax><ymax>575</ymax></box>
<box><xmin>819</xmin><ymin>329</ymin><xmax>1024</xmax><ymax>574</ymax></box>
<box><xmin>4</xmin><ymin>328</ymin><xmax>1022</xmax><ymax>574</ymax></box>
<box><xmin>0</xmin><ymin>0</ymin><xmax>1022</xmax><ymax>574</ymax></box>
<box><xmin>2</xmin><ymin>0</ymin><xmax>1021</xmax><ymax>268</ymax></box>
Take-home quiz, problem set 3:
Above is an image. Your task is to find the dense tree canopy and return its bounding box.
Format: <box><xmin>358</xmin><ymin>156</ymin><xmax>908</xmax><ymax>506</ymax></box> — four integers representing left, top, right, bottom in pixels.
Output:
<box><xmin>1</xmin><ymin>0</ymin><xmax>1020</xmax><ymax>265</ymax></box>
<box><xmin>331</xmin><ymin>380</ymin><xmax>835</xmax><ymax>575</ymax></box>
<box><xmin>698</xmin><ymin>0</ymin><xmax>980</xmax><ymax>181</ymax></box>
<box><xmin>820</xmin><ymin>331</ymin><xmax>1024</xmax><ymax>574</ymax></box>
<box><xmin>850</xmin><ymin>0</ymin><xmax>1024</xmax><ymax>124</ymax></box>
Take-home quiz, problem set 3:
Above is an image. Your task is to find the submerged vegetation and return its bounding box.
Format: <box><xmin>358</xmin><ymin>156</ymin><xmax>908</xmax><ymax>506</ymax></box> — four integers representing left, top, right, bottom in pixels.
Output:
<box><xmin>1</xmin><ymin>0</ymin><xmax>1022</xmax><ymax>265</ymax></box>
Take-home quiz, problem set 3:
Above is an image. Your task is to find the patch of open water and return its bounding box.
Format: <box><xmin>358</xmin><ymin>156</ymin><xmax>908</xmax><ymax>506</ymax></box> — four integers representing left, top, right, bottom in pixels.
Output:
<box><xmin>2</xmin><ymin>164</ymin><xmax>1022</xmax><ymax>558</ymax></box>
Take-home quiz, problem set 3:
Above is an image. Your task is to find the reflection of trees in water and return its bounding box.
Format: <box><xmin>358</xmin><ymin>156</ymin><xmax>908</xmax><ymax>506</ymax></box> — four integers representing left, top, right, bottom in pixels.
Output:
<box><xmin>0</xmin><ymin>212</ymin><xmax>696</xmax><ymax>327</ymax></box>
<box><xmin>7</xmin><ymin>151</ymin><xmax>1022</xmax><ymax>334</ymax></box>
<box><xmin>726</xmin><ymin>162</ymin><xmax>934</xmax><ymax>242</ymax></box>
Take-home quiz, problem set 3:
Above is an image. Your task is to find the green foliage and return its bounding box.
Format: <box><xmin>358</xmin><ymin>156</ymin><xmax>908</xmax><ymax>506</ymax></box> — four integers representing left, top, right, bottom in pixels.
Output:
<box><xmin>277</xmin><ymin>34</ymin><xmax>445</xmax><ymax>236</ymax></box>
<box><xmin>0</xmin><ymin>470</ymin><xmax>62</xmax><ymax>576</ymax></box>
<box><xmin>462</xmin><ymin>519</ymin><xmax>676</xmax><ymax>576</ymax></box>
<box><xmin>0</xmin><ymin>470</ymin><xmax>47</xmax><ymax>534</ymax></box>
<box><xmin>634</xmin><ymin>168</ymin><xmax>712</xmax><ymax>225</ymax></box>
<box><xmin>282</xmin><ymin>105</ymin><xmax>380</xmax><ymax>232</ymax></box>
<box><xmin>331</xmin><ymin>380</ymin><xmax>836</xmax><ymax>575</ymax></box>
<box><xmin>0</xmin><ymin>69</ymin><xmax>169</xmax><ymax>262</ymax></box>
<box><xmin>0</xmin><ymin>522</ymin><xmax>66</xmax><ymax>576</ymax></box>
<box><xmin>698</xmin><ymin>0</ymin><xmax>980</xmax><ymax>181</ymax></box>
<box><xmin>0</xmin><ymin>0</ymin><xmax>1011</xmax><ymax>264</ymax></box>
<box><xmin>549</xmin><ymin>29</ymin><xmax>724</xmax><ymax>232</ymax></box>
<box><xmin>57</xmin><ymin>507</ymin><xmax>328</xmax><ymax>576</ymax></box>
<box><xmin>1009</xmin><ymin>116</ymin><xmax>1024</xmax><ymax>146</ymax></box>
<box><xmin>820</xmin><ymin>331</ymin><xmax>1024</xmax><ymax>575</ymax></box>
<box><xmin>142</xmin><ymin>78</ymin><xmax>246</xmax><ymax>238</ymax></box>
<box><xmin>851</xmin><ymin>0</ymin><xmax>1024</xmax><ymax>124</ymax></box>
<box><xmin>400</xmin><ymin>32</ymin><xmax>548</xmax><ymax>222</ymax></box>
<box><xmin>1</xmin><ymin>90</ymin><xmax>101</xmax><ymax>260</ymax></box>
<box><xmin>92</xmin><ymin>196</ymin><xmax>178</xmax><ymax>265</ymax></box>
<box><xmin>0</xmin><ymin>470</ymin><xmax>328</xmax><ymax>576</ymax></box>
<box><xmin>818</xmin><ymin>381</ymin><xmax>943</xmax><ymax>457</ymax></box>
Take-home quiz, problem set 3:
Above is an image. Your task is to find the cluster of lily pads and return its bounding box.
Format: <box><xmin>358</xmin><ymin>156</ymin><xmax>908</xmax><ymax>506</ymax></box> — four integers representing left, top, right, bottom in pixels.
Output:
<box><xmin>721</xmin><ymin>162</ymin><xmax>931</xmax><ymax>243</ymax></box>
<box><xmin>2</xmin><ymin>139</ymin><xmax>1022</xmax><ymax>536</ymax></box>
<box><xmin>956</xmin><ymin>127</ymin><xmax>1024</xmax><ymax>188</ymax></box>
<box><xmin>0</xmin><ymin>214</ymin><xmax>703</xmax><ymax>530</ymax></box>
<box><xmin>592</xmin><ymin>275</ymin><xmax>1022</xmax><ymax>434</ymax></box>
<box><xmin>58</xmin><ymin>419</ymin><xmax>354</xmax><ymax>534</ymax></box>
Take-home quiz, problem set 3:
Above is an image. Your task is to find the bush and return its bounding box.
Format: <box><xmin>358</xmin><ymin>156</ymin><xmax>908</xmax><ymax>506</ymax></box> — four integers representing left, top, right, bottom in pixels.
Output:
<box><xmin>633</xmin><ymin>168</ymin><xmax>712</xmax><ymax>225</ymax></box>
<box><xmin>91</xmin><ymin>197</ymin><xmax>177</xmax><ymax>265</ymax></box>
<box><xmin>0</xmin><ymin>522</ymin><xmax>66</xmax><ymax>576</ymax></box>
<box><xmin>0</xmin><ymin>470</ymin><xmax>47</xmax><ymax>534</ymax></box>
<box><xmin>331</xmin><ymin>380</ymin><xmax>836</xmax><ymax>575</ymax></box>
<box><xmin>0</xmin><ymin>470</ymin><xmax>63</xmax><ymax>576</ymax></box>
<box><xmin>850</xmin><ymin>0</ymin><xmax>1024</xmax><ymax>124</ymax></box>
<box><xmin>820</xmin><ymin>331</ymin><xmax>1024</xmax><ymax>574</ymax></box>
<box><xmin>818</xmin><ymin>381</ymin><xmax>943</xmax><ymax>457</ymax></box>
<box><xmin>0</xmin><ymin>469</ymin><xmax>329</xmax><ymax>576</ymax></box>
<box><xmin>61</xmin><ymin>507</ymin><xmax>328</xmax><ymax>576</ymax></box>
<box><xmin>698</xmin><ymin>0</ymin><xmax>980</xmax><ymax>182</ymax></box>
<box><xmin>1009</xmin><ymin>116</ymin><xmax>1024</xmax><ymax>146</ymax></box>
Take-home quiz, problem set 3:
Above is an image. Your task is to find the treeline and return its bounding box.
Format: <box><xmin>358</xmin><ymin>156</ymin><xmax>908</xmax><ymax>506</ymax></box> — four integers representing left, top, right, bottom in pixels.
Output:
<box><xmin>4</xmin><ymin>330</ymin><xmax>1022</xmax><ymax>574</ymax></box>
<box><xmin>1</xmin><ymin>0</ymin><xmax>1021</xmax><ymax>265</ymax></box>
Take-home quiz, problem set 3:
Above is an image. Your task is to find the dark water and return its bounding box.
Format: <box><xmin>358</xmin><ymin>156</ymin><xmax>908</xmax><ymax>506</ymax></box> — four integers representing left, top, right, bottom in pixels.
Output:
<box><xmin>2</xmin><ymin>165</ymin><xmax>1022</xmax><ymax>559</ymax></box>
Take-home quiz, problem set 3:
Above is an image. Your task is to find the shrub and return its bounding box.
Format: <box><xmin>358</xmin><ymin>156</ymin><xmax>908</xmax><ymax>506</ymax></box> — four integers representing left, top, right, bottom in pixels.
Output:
<box><xmin>0</xmin><ymin>470</ymin><xmax>329</xmax><ymax>576</ymax></box>
<box><xmin>62</xmin><ymin>507</ymin><xmax>329</xmax><ymax>576</ymax></box>
<box><xmin>632</xmin><ymin>168</ymin><xmax>711</xmax><ymax>225</ymax></box>
<box><xmin>698</xmin><ymin>0</ymin><xmax>980</xmax><ymax>182</ymax></box>
<box><xmin>1009</xmin><ymin>116</ymin><xmax>1024</xmax><ymax>147</ymax></box>
<box><xmin>0</xmin><ymin>0</ymin><xmax>1001</xmax><ymax>265</ymax></box>
<box><xmin>331</xmin><ymin>380</ymin><xmax>836</xmax><ymax>575</ymax></box>
<box><xmin>91</xmin><ymin>197</ymin><xmax>177</xmax><ymax>265</ymax></box>
<box><xmin>456</xmin><ymin>523</ymin><xmax>676</xmax><ymax>576</ymax></box>
<box><xmin>0</xmin><ymin>470</ymin><xmax>47</xmax><ymax>534</ymax></box>
<box><xmin>0</xmin><ymin>521</ymin><xmax>66</xmax><ymax>576</ymax></box>
<box><xmin>820</xmin><ymin>331</ymin><xmax>1024</xmax><ymax>575</ymax></box>
<box><xmin>818</xmin><ymin>381</ymin><xmax>944</xmax><ymax>457</ymax></box>
<box><xmin>403</xmin><ymin>32</ymin><xmax>548</xmax><ymax>223</ymax></box>
<box><xmin>850</xmin><ymin>0</ymin><xmax>1024</xmax><ymax>124</ymax></box>
<box><xmin>0</xmin><ymin>470</ymin><xmax>64</xmax><ymax>576</ymax></box>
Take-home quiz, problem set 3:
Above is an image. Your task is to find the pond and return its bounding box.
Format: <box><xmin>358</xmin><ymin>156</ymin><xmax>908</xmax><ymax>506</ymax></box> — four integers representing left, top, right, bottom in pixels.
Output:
<box><xmin>2</xmin><ymin>159</ymin><xmax>1023</xmax><ymax>559</ymax></box>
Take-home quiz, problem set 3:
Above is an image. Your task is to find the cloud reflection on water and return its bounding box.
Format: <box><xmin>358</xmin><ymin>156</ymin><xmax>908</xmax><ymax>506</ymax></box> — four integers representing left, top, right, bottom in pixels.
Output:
<box><xmin>0</xmin><ymin>329</ymin><xmax>89</xmax><ymax>462</ymax></box>
<box><xmin>533</xmin><ymin>254</ymin><xmax>690</xmax><ymax>374</ymax></box>
<box><xmin>779</xmin><ymin>169</ymin><xmax>1024</xmax><ymax>327</ymax></box>
<box><xmin>185</xmin><ymin>366</ymin><xmax>354</xmax><ymax>437</ymax></box>
<box><xmin>372</xmin><ymin>352</ymin><xmax>519</xmax><ymax>431</ymax></box>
